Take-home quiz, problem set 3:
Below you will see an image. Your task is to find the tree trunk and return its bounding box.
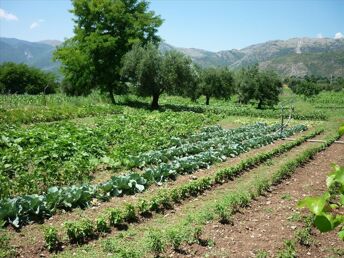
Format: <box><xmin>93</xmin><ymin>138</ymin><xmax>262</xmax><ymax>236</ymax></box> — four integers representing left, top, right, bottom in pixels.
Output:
<box><xmin>151</xmin><ymin>93</ymin><xmax>160</xmax><ymax>110</ymax></box>
<box><xmin>205</xmin><ymin>96</ymin><xmax>210</xmax><ymax>105</ymax></box>
<box><xmin>108</xmin><ymin>87</ymin><xmax>116</xmax><ymax>104</ymax></box>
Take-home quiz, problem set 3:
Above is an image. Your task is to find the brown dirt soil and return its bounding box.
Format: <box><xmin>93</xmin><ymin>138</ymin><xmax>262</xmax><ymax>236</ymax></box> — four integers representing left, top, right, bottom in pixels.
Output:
<box><xmin>175</xmin><ymin>136</ymin><xmax>344</xmax><ymax>258</ymax></box>
<box><xmin>8</xmin><ymin>132</ymin><xmax>313</xmax><ymax>258</ymax></box>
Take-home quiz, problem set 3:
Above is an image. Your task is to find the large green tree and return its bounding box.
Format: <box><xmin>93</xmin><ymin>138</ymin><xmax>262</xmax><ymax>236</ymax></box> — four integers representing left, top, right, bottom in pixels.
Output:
<box><xmin>122</xmin><ymin>43</ymin><xmax>195</xmax><ymax>109</ymax></box>
<box><xmin>0</xmin><ymin>62</ymin><xmax>57</xmax><ymax>94</ymax></box>
<box><xmin>54</xmin><ymin>0</ymin><xmax>163</xmax><ymax>102</ymax></box>
<box><xmin>199</xmin><ymin>67</ymin><xmax>234</xmax><ymax>105</ymax></box>
<box><xmin>237</xmin><ymin>65</ymin><xmax>282</xmax><ymax>108</ymax></box>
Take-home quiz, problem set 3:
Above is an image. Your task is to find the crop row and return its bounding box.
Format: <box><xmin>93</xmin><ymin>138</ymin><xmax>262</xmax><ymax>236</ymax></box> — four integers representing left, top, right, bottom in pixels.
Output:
<box><xmin>0</xmin><ymin>124</ymin><xmax>306</xmax><ymax>228</ymax></box>
<box><xmin>128</xmin><ymin>122</ymin><xmax>281</xmax><ymax>168</ymax></box>
<box><xmin>0</xmin><ymin>110</ymin><xmax>221</xmax><ymax>198</ymax></box>
<box><xmin>93</xmin><ymin>129</ymin><xmax>336</xmax><ymax>258</ymax></box>
<box><xmin>163</xmin><ymin>103</ymin><xmax>328</xmax><ymax>121</ymax></box>
<box><xmin>41</xmin><ymin>128</ymin><xmax>324</xmax><ymax>251</ymax></box>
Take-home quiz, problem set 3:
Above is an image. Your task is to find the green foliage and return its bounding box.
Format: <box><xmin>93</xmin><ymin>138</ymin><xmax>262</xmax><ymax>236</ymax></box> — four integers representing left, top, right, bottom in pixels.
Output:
<box><xmin>44</xmin><ymin>226</ymin><xmax>60</xmax><ymax>251</ymax></box>
<box><xmin>122</xmin><ymin>43</ymin><xmax>196</xmax><ymax>109</ymax></box>
<box><xmin>339</xmin><ymin>124</ymin><xmax>344</xmax><ymax>136</ymax></box>
<box><xmin>65</xmin><ymin>219</ymin><xmax>95</xmax><ymax>244</ymax></box>
<box><xmin>298</xmin><ymin>164</ymin><xmax>344</xmax><ymax>240</ymax></box>
<box><xmin>276</xmin><ymin>240</ymin><xmax>296</xmax><ymax>258</ymax></box>
<box><xmin>215</xmin><ymin>203</ymin><xmax>232</xmax><ymax>224</ymax></box>
<box><xmin>198</xmin><ymin>67</ymin><xmax>234</xmax><ymax>105</ymax></box>
<box><xmin>295</xmin><ymin>227</ymin><xmax>313</xmax><ymax>246</ymax></box>
<box><xmin>54</xmin><ymin>0</ymin><xmax>162</xmax><ymax>101</ymax></box>
<box><xmin>146</xmin><ymin>229</ymin><xmax>165</xmax><ymax>256</ymax></box>
<box><xmin>0</xmin><ymin>229</ymin><xmax>16</xmax><ymax>258</ymax></box>
<box><xmin>237</xmin><ymin>64</ymin><xmax>282</xmax><ymax>108</ymax></box>
<box><xmin>290</xmin><ymin>79</ymin><xmax>321</xmax><ymax>97</ymax></box>
<box><xmin>255</xmin><ymin>250</ymin><xmax>269</xmax><ymax>258</ymax></box>
<box><xmin>96</xmin><ymin>216</ymin><xmax>110</xmax><ymax>233</ymax></box>
<box><xmin>122</xmin><ymin>203</ymin><xmax>137</xmax><ymax>222</ymax></box>
<box><xmin>167</xmin><ymin>228</ymin><xmax>184</xmax><ymax>250</ymax></box>
<box><xmin>108</xmin><ymin>208</ymin><xmax>124</xmax><ymax>226</ymax></box>
<box><xmin>0</xmin><ymin>62</ymin><xmax>57</xmax><ymax>94</ymax></box>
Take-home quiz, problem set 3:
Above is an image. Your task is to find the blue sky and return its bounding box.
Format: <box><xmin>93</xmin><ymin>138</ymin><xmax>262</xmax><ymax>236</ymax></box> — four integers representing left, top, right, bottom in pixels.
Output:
<box><xmin>0</xmin><ymin>0</ymin><xmax>343</xmax><ymax>51</ymax></box>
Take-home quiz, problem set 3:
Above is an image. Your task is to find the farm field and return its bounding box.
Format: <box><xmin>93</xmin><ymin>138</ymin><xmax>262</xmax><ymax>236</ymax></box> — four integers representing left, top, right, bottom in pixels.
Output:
<box><xmin>0</xmin><ymin>90</ymin><xmax>344</xmax><ymax>258</ymax></box>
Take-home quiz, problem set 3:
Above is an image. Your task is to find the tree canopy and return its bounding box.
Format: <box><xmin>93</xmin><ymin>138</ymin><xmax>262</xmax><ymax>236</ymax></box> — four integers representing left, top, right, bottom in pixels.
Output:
<box><xmin>237</xmin><ymin>65</ymin><xmax>282</xmax><ymax>108</ymax></box>
<box><xmin>199</xmin><ymin>67</ymin><xmax>234</xmax><ymax>105</ymax></box>
<box><xmin>121</xmin><ymin>42</ymin><xmax>196</xmax><ymax>109</ymax></box>
<box><xmin>54</xmin><ymin>0</ymin><xmax>163</xmax><ymax>102</ymax></box>
<box><xmin>0</xmin><ymin>62</ymin><xmax>57</xmax><ymax>95</ymax></box>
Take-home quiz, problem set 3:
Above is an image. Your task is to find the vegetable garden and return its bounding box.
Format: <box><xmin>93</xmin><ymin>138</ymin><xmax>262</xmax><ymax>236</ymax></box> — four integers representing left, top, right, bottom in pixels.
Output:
<box><xmin>0</xmin><ymin>90</ymin><xmax>343</xmax><ymax>258</ymax></box>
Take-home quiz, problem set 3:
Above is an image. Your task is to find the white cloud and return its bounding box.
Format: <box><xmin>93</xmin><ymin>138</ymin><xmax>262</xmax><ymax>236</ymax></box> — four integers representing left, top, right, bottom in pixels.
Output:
<box><xmin>316</xmin><ymin>33</ymin><xmax>323</xmax><ymax>39</ymax></box>
<box><xmin>0</xmin><ymin>8</ymin><xmax>18</xmax><ymax>21</ymax></box>
<box><xmin>30</xmin><ymin>19</ymin><xmax>44</xmax><ymax>30</ymax></box>
<box><xmin>334</xmin><ymin>32</ymin><xmax>344</xmax><ymax>39</ymax></box>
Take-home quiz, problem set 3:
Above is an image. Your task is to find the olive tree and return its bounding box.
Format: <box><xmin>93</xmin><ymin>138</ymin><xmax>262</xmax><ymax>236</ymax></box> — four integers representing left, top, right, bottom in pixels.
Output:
<box><xmin>121</xmin><ymin>43</ymin><xmax>195</xmax><ymax>109</ymax></box>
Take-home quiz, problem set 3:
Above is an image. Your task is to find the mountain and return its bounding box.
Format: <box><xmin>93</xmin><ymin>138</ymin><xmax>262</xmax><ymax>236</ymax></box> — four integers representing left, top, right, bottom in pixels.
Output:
<box><xmin>1</xmin><ymin>37</ymin><xmax>344</xmax><ymax>77</ymax></box>
<box><xmin>162</xmin><ymin>37</ymin><xmax>344</xmax><ymax>77</ymax></box>
<box><xmin>0</xmin><ymin>37</ymin><xmax>59</xmax><ymax>73</ymax></box>
<box><xmin>38</xmin><ymin>40</ymin><xmax>62</xmax><ymax>47</ymax></box>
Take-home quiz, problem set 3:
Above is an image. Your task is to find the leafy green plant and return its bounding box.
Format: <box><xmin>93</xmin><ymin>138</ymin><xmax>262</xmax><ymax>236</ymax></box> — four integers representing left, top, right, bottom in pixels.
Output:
<box><xmin>65</xmin><ymin>219</ymin><xmax>95</xmax><ymax>244</ymax></box>
<box><xmin>96</xmin><ymin>216</ymin><xmax>110</xmax><ymax>233</ymax></box>
<box><xmin>137</xmin><ymin>199</ymin><xmax>150</xmax><ymax>215</ymax></box>
<box><xmin>298</xmin><ymin>164</ymin><xmax>344</xmax><ymax>240</ymax></box>
<box><xmin>108</xmin><ymin>208</ymin><xmax>124</xmax><ymax>227</ymax></box>
<box><xmin>43</xmin><ymin>226</ymin><xmax>60</xmax><ymax>252</ymax></box>
<box><xmin>276</xmin><ymin>240</ymin><xmax>296</xmax><ymax>258</ymax></box>
<box><xmin>123</xmin><ymin>203</ymin><xmax>137</xmax><ymax>222</ymax></box>
<box><xmin>215</xmin><ymin>203</ymin><xmax>232</xmax><ymax>224</ymax></box>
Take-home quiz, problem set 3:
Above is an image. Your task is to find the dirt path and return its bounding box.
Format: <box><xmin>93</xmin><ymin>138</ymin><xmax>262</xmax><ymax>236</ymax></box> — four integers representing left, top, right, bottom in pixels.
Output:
<box><xmin>183</xmin><ymin>136</ymin><xmax>344</xmax><ymax>258</ymax></box>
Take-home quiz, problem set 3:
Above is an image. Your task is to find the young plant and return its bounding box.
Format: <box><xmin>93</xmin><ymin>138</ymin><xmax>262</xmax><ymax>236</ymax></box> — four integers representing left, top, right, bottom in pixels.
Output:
<box><xmin>96</xmin><ymin>216</ymin><xmax>110</xmax><ymax>233</ymax></box>
<box><xmin>137</xmin><ymin>199</ymin><xmax>150</xmax><ymax>215</ymax></box>
<box><xmin>108</xmin><ymin>208</ymin><xmax>124</xmax><ymax>227</ymax></box>
<box><xmin>64</xmin><ymin>219</ymin><xmax>95</xmax><ymax>244</ymax></box>
<box><xmin>146</xmin><ymin>229</ymin><xmax>165</xmax><ymax>257</ymax></box>
<box><xmin>298</xmin><ymin>164</ymin><xmax>344</xmax><ymax>240</ymax></box>
<box><xmin>167</xmin><ymin>228</ymin><xmax>184</xmax><ymax>251</ymax></box>
<box><xmin>215</xmin><ymin>203</ymin><xmax>232</xmax><ymax>224</ymax></box>
<box><xmin>44</xmin><ymin>226</ymin><xmax>60</xmax><ymax>252</ymax></box>
<box><xmin>123</xmin><ymin>203</ymin><xmax>137</xmax><ymax>222</ymax></box>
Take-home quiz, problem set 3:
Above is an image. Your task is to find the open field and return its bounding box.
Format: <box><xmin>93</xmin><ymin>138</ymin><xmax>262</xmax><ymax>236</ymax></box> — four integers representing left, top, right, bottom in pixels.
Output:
<box><xmin>0</xmin><ymin>89</ymin><xmax>343</xmax><ymax>258</ymax></box>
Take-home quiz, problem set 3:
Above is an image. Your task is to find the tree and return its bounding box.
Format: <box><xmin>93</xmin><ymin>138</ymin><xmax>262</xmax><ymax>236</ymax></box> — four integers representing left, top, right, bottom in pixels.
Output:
<box><xmin>237</xmin><ymin>65</ymin><xmax>282</xmax><ymax>108</ymax></box>
<box><xmin>292</xmin><ymin>80</ymin><xmax>321</xmax><ymax>97</ymax></box>
<box><xmin>0</xmin><ymin>62</ymin><xmax>57</xmax><ymax>94</ymax></box>
<box><xmin>199</xmin><ymin>67</ymin><xmax>234</xmax><ymax>105</ymax></box>
<box><xmin>54</xmin><ymin>0</ymin><xmax>163</xmax><ymax>102</ymax></box>
<box><xmin>121</xmin><ymin>43</ymin><xmax>195</xmax><ymax>109</ymax></box>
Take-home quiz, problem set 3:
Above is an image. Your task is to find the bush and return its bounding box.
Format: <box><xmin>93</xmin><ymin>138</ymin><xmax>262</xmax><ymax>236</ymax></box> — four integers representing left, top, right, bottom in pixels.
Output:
<box><xmin>0</xmin><ymin>62</ymin><xmax>58</xmax><ymax>94</ymax></box>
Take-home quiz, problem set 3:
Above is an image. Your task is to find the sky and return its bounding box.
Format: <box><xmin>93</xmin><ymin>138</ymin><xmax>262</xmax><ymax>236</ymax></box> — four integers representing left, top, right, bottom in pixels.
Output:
<box><xmin>0</xmin><ymin>0</ymin><xmax>343</xmax><ymax>51</ymax></box>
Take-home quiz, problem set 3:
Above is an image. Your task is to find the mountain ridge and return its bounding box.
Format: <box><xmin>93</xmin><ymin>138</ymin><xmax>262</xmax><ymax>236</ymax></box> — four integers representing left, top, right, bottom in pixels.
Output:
<box><xmin>1</xmin><ymin>37</ymin><xmax>344</xmax><ymax>77</ymax></box>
